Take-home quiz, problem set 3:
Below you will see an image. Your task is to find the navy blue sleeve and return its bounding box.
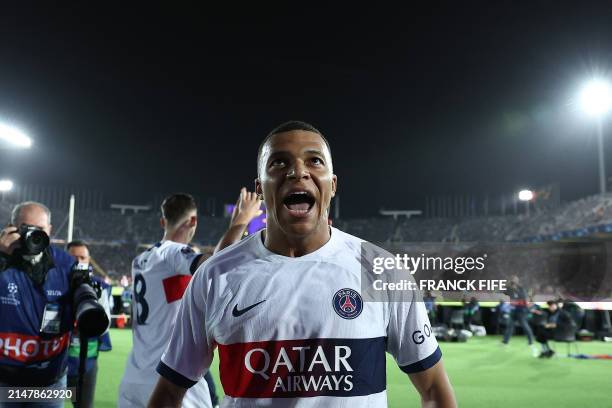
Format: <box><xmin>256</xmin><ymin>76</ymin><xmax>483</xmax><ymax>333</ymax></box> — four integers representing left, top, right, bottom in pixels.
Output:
<box><xmin>156</xmin><ymin>361</ymin><xmax>198</xmax><ymax>388</ymax></box>
<box><xmin>399</xmin><ymin>346</ymin><xmax>442</xmax><ymax>374</ymax></box>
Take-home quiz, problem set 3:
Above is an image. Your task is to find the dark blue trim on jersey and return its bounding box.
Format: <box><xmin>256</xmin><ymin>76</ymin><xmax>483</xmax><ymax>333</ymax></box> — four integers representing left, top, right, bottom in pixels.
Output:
<box><xmin>399</xmin><ymin>346</ymin><xmax>442</xmax><ymax>374</ymax></box>
<box><xmin>338</xmin><ymin>336</ymin><xmax>386</xmax><ymax>396</ymax></box>
<box><xmin>145</xmin><ymin>242</ymin><xmax>163</xmax><ymax>252</ymax></box>
<box><xmin>157</xmin><ymin>361</ymin><xmax>197</xmax><ymax>388</ymax></box>
<box><xmin>189</xmin><ymin>254</ymin><xmax>204</xmax><ymax>275</ymax></box>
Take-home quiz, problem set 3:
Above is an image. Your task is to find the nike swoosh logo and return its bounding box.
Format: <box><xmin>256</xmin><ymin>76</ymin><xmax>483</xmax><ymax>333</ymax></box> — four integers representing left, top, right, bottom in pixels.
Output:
<box><xmin>232</xmin><ymin>300</ymin><xmax>266</xmax><ymax>317</ymax></box>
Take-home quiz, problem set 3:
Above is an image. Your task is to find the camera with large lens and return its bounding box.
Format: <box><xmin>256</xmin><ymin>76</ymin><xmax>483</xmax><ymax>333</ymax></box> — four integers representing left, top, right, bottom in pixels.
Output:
<box><xmin>17</xmin><ymin>224</ymin><xmax>50</xmax><ymax>256</ymax></box>
<box><xmin>70</xmin><ymin>263</ymin><xmax>110</xmax><ymax>338</ymax></box>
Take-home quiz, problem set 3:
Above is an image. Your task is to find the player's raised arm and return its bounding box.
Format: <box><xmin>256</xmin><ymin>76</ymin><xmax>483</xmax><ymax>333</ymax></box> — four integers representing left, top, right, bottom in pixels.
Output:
<box><xmin>147</xmin><ymin>376</ymin><xmax>187</xmax><ymax>408</ymax></box>
<box><xmin>213</xmin><ymin>187</ymin><xmax>263</xmax><ymax>253</ymax></box>
<box><xmin>408</xmin><ymin>360</ymin><xmax>457</xmax><ymax>408</ymax></box>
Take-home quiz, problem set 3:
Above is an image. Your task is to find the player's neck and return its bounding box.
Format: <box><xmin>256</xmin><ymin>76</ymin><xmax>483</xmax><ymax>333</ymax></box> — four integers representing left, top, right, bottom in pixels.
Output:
<box><xmin>162</xmin><ymin>229</ymin><xmax>190</xmax><ymax>245</ymax></box>
<box><xmin>264</xmin><ymin>224</ymin><xmax>331</xmax><ymax>257</ymax></box>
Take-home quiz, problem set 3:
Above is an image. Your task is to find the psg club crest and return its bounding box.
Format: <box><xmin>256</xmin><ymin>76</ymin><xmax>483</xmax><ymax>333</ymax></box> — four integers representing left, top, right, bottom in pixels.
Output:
<box><xmin>332</xmin><ymin>288</ymin><xmax>363</xmax><ymax>320</ymax></box>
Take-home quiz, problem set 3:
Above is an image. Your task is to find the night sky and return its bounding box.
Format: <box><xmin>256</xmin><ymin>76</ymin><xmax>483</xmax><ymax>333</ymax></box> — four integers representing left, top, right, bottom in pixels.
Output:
<box><xmin>1</xmin><ymin>4</ymin><xmax>612</xmax><ymax>217</ymax></box>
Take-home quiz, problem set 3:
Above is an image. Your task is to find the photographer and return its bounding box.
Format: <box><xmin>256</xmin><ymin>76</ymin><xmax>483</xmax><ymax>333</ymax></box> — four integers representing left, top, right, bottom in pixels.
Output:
<box><xmin>66</xmin><ymin>241</ymin><xmax>112</xmax><ymax>408</ymax></box>
<box><xmin>0</xmin><ymin>202</ymin><xmax>74</xmax><ymax>407</ymax></box>
<box><xmin>0</xmin><ymin>201</ymin><xmax>107</xmax><ymax>407</ymax></box>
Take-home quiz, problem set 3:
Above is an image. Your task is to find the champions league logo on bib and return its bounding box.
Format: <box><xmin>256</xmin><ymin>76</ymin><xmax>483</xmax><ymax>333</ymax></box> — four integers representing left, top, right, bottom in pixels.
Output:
<box><xmin>332</xmin><ymin>288</ymin><xmax>363</xmax><ymax>319</ymax></box>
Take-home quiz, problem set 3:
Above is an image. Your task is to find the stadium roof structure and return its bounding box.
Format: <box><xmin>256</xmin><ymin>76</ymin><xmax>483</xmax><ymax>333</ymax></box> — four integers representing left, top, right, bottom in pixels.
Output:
<box><xmin>379</xmin><ymin>210</ymin><xmax>423</xmax><ymax>220</ymax></box>
<box><xmin>110</xmin><ymin>204</ymin><xmax>152</xmax><ymax>215</ymax></box>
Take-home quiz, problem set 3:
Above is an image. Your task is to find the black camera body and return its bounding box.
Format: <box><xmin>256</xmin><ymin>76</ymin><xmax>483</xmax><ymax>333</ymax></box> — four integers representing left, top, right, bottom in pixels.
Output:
<box><xmin>17</xmin><ymin>224</ymin><xmax>50</xmax><ymax>256</ymax></box>
<box><xmin>70</xmin><ymin>263</ymin><xmax>109</xmax><ymax>338</ymax></box>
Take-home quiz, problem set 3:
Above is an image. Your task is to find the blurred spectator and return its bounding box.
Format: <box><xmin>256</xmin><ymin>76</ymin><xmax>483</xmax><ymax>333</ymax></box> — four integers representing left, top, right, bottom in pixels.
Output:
<box><xmin>495</xmin><ymin>300</ymin><xmax>513</xmax><ymax>335</ymax></box>
<box><xmin>424</xmin><ymin>291</ymin><xmax>437</xmax><ymax>323</ymax></box>
<box><xmin>463</xmin><ymin>297</ymin><xmax>480</xmax><ymax>326</ymax></box>
<box><xmin>503</xmin><ymin>276</ymin><xmax>538</xmax><ymax>356</ymax></box>
<box><xmin>533</xmin><ymin>300</ymin><xmax>573</xmax><ymax>358</ymax></box>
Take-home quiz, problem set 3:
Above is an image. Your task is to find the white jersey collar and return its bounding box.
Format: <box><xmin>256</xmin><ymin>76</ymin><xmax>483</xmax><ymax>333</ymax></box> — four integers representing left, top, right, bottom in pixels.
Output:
<box><xmin>254</xmin><ymin>226</ymin><xmax>338</xmax><ymax>260</ymax></box>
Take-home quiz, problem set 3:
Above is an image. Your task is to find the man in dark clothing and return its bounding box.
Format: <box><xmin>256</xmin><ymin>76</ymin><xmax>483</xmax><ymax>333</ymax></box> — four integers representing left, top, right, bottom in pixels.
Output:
<box><xmin>534</xmin><ymin>300</ymin><xmax>573</xmax><ymax>358</ymax></box>
<box><xmin>535</xmin><ymin>301</ymin><xmax>560</xmax><ymax>358</ymax></box>
<box><xmin>502</xmin><ymin>276</ymin><xmax>538</xmax><ymax>356</ymax></box>
<box><xmin>66</xmin><ymin>241</ymin><xmax>112</xmax><ymax>408</ymax></box>
<box><xmin>0</xmin><ymin>202</ymin><xmax>76</xmax><ymax>408</ymax></box>
<box><xmin>463</xmin><ymin>297</ymin><xmax>479</xmax><ymax>327</ymax></box>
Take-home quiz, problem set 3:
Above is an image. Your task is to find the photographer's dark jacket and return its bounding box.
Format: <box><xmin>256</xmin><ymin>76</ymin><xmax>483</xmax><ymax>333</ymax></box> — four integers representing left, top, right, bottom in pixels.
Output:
<box><xmin>0</xmin><ymin>246</ymin><xmax>75</xmax><ymax>386</ymax></box>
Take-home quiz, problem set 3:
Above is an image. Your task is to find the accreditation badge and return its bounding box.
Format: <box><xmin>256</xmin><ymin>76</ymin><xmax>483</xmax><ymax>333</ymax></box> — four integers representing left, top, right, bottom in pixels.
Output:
<box><xmin>40</xmin><ymin>302</ymin><xmax>61</xmax><ymax>334</ymax></box>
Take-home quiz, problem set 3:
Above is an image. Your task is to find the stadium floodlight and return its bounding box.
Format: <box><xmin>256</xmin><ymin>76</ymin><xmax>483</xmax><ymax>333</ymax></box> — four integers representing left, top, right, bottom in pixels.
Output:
<box><xmin>518</xmin><ymin>189</ymin><xmax>534</xmax><ymax>201</ymax></box>
<box><xmin>579</xmin><ymin>79</ymin><xmax>612</xmax><ymax>117</ymax></box>
<box><xmin>518</xmin><ymin>189</ymin><xmax>534</xmax><ymax>217</ymax></box>
<box><xmin>0</xmin><ymin>179</ymin><xmax>14</xmax><ymax>192</ymax></box>
<box><xmin>578</xmin><ymin>78</ymin><xmax>611</xmax><ymax>194</ymax></box>
<box><xmin>0</xmin><ymin>123</ymin><xmax>32</xmax><ymax>148</ymax></box>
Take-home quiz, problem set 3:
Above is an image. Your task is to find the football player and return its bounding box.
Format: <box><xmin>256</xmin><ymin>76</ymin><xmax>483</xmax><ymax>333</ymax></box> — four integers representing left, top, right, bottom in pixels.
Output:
<box><xmin>119</xmin><ymin>191</ymin><xmax>262</xmax><ymax>407</ymax></box>
<box><xmin>149</xmin><ymin>122</ymin><xmax>456</xmax><ymax>407</ymax></box>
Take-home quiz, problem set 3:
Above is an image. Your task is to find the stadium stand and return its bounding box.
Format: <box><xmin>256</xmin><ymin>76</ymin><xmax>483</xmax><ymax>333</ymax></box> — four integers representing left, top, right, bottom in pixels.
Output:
<box><xmin>0</xmin><ymin>201</ymin><xmax>11</xmax><ymax>224</ymax></box>
<box><xmin>338</xmin><ymin>193</ymin><xmax>612</xmax><ymax>243</ymax></box>
<box><xmin>3</xmin><ymin>192</ymin><xmax>612</xmax><ymax>278</ymax></box>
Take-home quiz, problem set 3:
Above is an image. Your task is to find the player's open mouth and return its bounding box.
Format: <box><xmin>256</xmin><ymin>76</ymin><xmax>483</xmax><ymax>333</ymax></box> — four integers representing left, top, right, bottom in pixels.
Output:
<box><xmin>283</xmin><ymin>191</ymin><xmax>315</xmax><ymax>217</ymax></box>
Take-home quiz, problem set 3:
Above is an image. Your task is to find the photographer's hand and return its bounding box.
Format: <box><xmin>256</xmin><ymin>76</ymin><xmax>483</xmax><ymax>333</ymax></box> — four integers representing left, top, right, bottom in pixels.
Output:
<box><xmin>0</xmin><ymin>226</ymin><xmax>20</xmax><ymax>255</ymax></box>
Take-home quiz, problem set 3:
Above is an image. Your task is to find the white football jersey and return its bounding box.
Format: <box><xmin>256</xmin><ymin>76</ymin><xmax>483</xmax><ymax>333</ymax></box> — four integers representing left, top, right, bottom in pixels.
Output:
<box><xmin>159</xmin><ymin>228</ymin><xmax>440</xmax><ymax>407</ymax></box>
<box><xmin>119</xmin><ymin>241</ymin><xmax>211</xmax><ymax>408</ymax></box>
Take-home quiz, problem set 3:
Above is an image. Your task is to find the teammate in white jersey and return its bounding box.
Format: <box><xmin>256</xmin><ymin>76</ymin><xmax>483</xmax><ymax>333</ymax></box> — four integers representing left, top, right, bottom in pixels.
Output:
<box><xmin>149</xmin><ymin>121</ymin><xmax>457</xmax><ymax>407</ymax></box>
<box><xmin>119</xmin><ymin>192</ymin><xmax>262</xmax><ymax>407</ymax></box>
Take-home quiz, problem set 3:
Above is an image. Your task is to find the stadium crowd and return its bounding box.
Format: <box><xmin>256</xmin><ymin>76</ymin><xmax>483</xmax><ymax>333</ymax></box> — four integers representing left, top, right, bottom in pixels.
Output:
<box><xmin>5</xmin><ymin>191</ymin><xmax>612</xmax><ymax>279</ymax></box>
<box><xmin>340</xmin><ymin>192</ymin><xmax>612</xmax><ymax>243</ymax></box>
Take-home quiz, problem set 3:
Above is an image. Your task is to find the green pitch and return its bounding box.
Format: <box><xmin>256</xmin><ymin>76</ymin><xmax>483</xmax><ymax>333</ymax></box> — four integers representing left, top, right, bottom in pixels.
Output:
<box><xmin>84</xmin><ymin>329</ymin><xmax>612</xmax><ymax>407</ymax></box>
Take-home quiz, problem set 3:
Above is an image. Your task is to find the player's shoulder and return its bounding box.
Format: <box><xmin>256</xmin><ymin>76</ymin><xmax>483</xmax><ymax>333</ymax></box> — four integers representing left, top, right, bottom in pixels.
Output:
<box><xmin>158</xmin><ymin>240</ymin><xmax>194</xmax><ymax>257</ymax></box>
<box><xmin>329</xmin><ymin>227</ymin><xmax>394</xmax><ymax>268</ymax></box>
<box><xmin>327</xmin><ymin>226</ymin><xmax>373</xmax><ymax>260</ymax></box>
<box><xmin>330</xmin><ymin>227</ymin><xmax>365</xmax><ymax>251</ymax></box>
<box><xmin>134</xmin><ymin>242</ymin><xmax>162</xmax><ymax>258</ymax></box>
<box><xmin>134</xmin><ymin>241</ymin><xmax>191</xmax><ymax>260</ymax></box>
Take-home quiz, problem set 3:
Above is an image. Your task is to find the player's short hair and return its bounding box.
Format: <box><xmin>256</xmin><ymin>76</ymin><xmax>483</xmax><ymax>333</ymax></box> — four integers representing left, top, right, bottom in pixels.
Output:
<box><xmin>67</xmin><ymin>240</ymin><xmax>89</xmax><ymax>251</ymax></box>
<box><xmin>10</xmin><ymin>201</ymin><xmax>52</xmax><ymax>225</ymax></box>
<box><xmin>161</xmin><ymin>193</ymin><xmax>197</xmax><ymax>227</ymax></box>
<box><xmin>257</xmin><ymin>120</ymin><xmax>332</xmax><ymax>175</ymax></box>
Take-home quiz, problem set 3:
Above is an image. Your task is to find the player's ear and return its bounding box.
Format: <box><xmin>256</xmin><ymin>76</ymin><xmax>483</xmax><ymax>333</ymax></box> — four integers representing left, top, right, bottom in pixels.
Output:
<box><xmin>255</xmin><ymin>178</ymin><xmax>263</xmax><ymax>196</ymax></box>
<box><xmin>189</xmin><ymin>215</ymin><xmax>197</xmax><ymax>227</ymax></box>
<box><xmin>160</xmin><ymin>218</ymin><xmax>165</xmax><ymax>229</ymax></box>
<box><xmin>331</xmin><ymin>174</ymin><xmax>337</xmax><ymax>198</ymax></box>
